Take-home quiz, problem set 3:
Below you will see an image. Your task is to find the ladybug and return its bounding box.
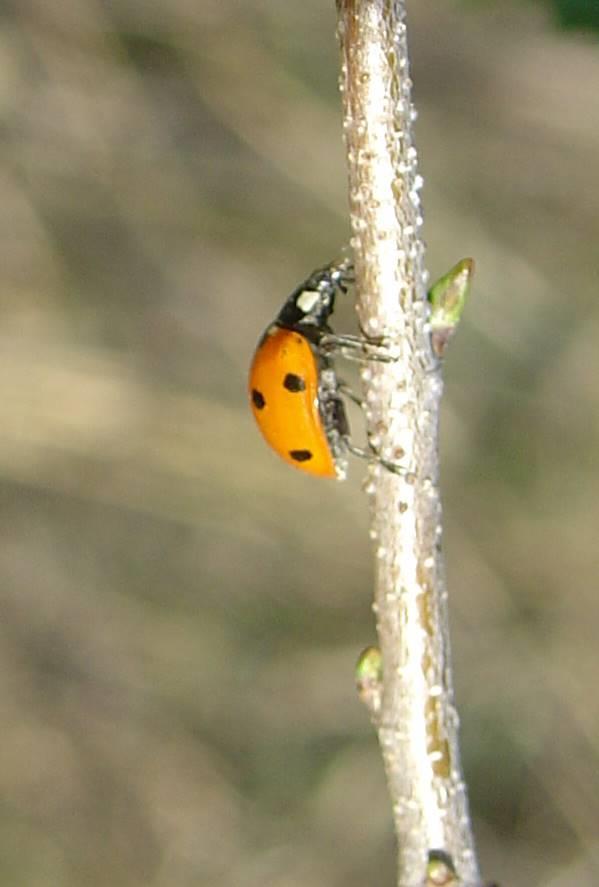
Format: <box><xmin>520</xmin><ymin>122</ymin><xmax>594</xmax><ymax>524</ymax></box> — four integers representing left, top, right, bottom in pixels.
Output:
<box><xmin>248</xmin><ymin>258</ymin><xmax>395</xmax><ymax>479</ymax></box>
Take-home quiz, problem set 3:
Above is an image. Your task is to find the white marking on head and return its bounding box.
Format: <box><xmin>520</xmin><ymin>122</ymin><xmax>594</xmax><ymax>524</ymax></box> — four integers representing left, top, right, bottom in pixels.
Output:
<box><xmin>296</xmin><ymin>289</ymin><xmax>321</xmax><ymax>314</ymax></box>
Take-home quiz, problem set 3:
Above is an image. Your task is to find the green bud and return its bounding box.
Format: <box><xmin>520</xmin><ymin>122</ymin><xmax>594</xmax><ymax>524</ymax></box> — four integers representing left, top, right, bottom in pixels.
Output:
<box><xmin>355</xmin><ymin>646</ymin><xmax>383</xmax><ymax>715</ymax></box>
<box><xmin>428</xmin><ymin>258</ymin><xmax>474</xmax><ymax>357</ymax></box>
<box><xmin>426</xmin><ymin>850</ymin><xmax>458</xmax><ymax>886</ymax></box>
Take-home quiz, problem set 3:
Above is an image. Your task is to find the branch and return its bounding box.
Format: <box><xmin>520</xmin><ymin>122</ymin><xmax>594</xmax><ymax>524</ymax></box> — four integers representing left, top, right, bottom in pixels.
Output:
<box><xmin>336</xmin><ymin>2</ymin><xmax>481</xmax><ymax>885</ymax></box>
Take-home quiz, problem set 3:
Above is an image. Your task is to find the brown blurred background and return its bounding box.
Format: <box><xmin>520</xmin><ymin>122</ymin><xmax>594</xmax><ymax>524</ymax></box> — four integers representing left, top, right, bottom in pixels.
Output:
<box><xmin>2</xmin><ymin>1</ymin><xmax>599</xmax><ymax>884</ymax></box>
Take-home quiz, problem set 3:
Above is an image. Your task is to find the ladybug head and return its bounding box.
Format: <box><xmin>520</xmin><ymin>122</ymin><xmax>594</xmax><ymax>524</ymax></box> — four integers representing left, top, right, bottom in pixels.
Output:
<box><xmin>276</xmin><ymin>260</ymin><xmax>353</xmax><ymax>331</ymax></box>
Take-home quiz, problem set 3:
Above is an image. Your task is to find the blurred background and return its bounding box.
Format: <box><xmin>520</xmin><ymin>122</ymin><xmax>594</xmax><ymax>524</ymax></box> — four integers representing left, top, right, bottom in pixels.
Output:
<box><xmin>2</xmin><ymin>1</ymin><xmax>599</xmax><ymax>884</ymax></box>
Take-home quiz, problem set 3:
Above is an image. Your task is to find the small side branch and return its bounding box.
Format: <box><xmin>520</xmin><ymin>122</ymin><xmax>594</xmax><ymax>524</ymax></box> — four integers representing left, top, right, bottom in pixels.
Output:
<box><xmin>337</xmin><ymin>2</ymin><xmax>481</xmax><ymax>885</ymax></box>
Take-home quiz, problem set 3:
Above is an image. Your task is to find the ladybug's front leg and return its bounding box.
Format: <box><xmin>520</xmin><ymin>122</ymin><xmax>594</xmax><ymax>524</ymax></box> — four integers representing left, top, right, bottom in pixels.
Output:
<box><xmin>318</xmin><ymin>332</ymin><xmax>399</xmax><ymax>364</ymax></box>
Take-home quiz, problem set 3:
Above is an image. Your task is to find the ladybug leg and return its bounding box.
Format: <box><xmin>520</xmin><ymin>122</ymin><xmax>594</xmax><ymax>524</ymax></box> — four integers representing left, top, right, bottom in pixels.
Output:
<box><xmin>318</xmin><ymin>333</ymin><xmax>398</xmax><ymax>363</ymax></box>
<box><xmin>344</xmin><ymin>440</ymin><xmax>407</xmax><ymax>476</ymax></box>
<box><xmin>337</xmin><ymin>382</ymin><xmax>364</xmax><ymax>408</ymax></box>
<box><xmin>320</xmin><ymin>367</ymin><xmax>407</xmax><ymax>477</ymax></box>
<box><xmin>335</xmin><ymin>384</ymin><xmax>406</xmax><ymax>475</ymax></box>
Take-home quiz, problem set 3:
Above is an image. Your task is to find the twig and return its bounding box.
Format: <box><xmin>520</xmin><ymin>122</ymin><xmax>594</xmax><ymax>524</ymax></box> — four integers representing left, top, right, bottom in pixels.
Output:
<box><xmin>336</xmin><ymin>2</ymin><xmax>481</xmax><ymax>885</ymax></box>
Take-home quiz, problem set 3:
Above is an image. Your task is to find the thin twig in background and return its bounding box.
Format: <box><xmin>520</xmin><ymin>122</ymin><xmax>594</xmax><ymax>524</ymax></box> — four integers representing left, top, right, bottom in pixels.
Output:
<box><xmin>336</xmin><ymin>2</ymin><xmax>481</xmax><ymax>885</ymax></box>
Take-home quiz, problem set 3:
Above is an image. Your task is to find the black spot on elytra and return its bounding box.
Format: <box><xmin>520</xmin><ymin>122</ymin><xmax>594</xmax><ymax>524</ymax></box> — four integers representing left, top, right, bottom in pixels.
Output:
<box><xmin>283</xmin><ymin>373</ymin><xmax>306</xmax><ymax>393</ymax></box>
<box><xmin>252</xmin><ymin>389</ymin><xmax>266</xmax><ymax>409</ymax></box>
<box><xmin>289</xmin><ymin>449</ymin><xmax>313</xmax><ymax>463</ymax></box>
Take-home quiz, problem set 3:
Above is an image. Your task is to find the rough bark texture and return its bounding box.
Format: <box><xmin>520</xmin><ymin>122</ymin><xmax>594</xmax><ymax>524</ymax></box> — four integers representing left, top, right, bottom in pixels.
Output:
<box><xmin>336</xmin><ymin>2</ymin><xmax>481</xmax><ymax>885</ymax></box>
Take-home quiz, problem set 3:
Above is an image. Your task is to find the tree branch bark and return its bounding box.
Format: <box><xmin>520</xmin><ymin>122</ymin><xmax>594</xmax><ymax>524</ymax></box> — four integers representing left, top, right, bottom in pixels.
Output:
<box><xmin>336</xmin><ymin>2</ymin><xmax>481</xmax><ymax>885</ymax></box>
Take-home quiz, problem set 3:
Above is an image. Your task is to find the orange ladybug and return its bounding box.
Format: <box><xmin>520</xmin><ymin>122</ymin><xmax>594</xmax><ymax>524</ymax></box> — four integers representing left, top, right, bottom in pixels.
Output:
<box><xmin>249</xmin><ymin>259</ymin><xmax>354</xmax><ymax>479</ymax></box>
<box><xmin>249</xmin><ymin>257</ymin><xmax>402</xmax><ymax>479</ymax></box>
